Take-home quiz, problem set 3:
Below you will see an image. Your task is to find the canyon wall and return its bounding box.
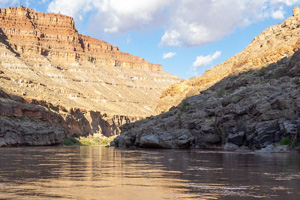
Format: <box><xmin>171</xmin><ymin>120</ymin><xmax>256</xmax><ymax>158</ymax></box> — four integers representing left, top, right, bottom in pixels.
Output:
<box><xmin>0</xmin><ymin>6</ymin><xmax>181</xmax><ymax>146</ymax></box>
<box><xmin>0</xmin><ymin>89</ymin><xmax>137</xmax><ymax>146</ymax></box>
<box><xmin>157</xmin><ymin>6</ymin><xmax>300</xmax><ymax>113</ymax></box>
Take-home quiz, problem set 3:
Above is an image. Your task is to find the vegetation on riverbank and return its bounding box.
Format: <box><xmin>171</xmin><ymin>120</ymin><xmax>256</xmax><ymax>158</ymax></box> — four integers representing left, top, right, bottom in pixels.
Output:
<box><xmin>280</xmin><ymin>137</ymin><xmax>299</xmax><ymax>148</ymax></box>
<box><xmin>63</xmin><ymin>134</ymin><xmax>117</xmax><ymax>146</ymax></box>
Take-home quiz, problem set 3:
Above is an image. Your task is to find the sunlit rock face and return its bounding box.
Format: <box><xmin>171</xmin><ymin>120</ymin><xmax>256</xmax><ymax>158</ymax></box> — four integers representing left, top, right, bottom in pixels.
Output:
<box><xmin>157</xmin><ymin>6</ymin><xmax>300</xmax><ymax>113</ymax></box>
<box><xmin>0</xmin><ymin>6</ymin><xmax>181</xmax><ymax>146</ymax></box>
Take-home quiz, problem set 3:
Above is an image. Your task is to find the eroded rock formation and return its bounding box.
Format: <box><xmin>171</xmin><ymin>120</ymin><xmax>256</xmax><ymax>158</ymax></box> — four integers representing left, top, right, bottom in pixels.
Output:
<box><xmin>0</xmin><ymin>6</ymin><xmax>181</xmax><ymax>146</ymax></box>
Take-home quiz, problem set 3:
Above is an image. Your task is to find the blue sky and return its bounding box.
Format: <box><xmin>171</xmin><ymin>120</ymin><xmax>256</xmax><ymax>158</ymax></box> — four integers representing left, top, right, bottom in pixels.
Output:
<box><xmin>0</xmin><ymin>0</ymin><xmax>299</xmax><ymax>79</ymax></box>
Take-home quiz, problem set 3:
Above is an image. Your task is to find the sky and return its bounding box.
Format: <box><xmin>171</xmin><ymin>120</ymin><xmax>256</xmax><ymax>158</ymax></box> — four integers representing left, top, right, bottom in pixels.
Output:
<box><xmin>0</xmin><ymin>0</ymin><xmax>299</xmax><ymax>80</ymax></box>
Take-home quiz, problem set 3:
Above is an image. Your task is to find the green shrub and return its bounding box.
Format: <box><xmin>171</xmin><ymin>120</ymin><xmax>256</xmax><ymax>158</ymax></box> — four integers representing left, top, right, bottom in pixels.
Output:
<box><xmin>291</xmin><ymin>139</ymin><xmax>299</xmax><ymax>148</ymax></box>
<box><xmin>231</xmin><ymin>96</ymin><xmax>239</xmax><ymax>103</ymax></box>
<box><xmin>181</xmin><ymin>101</ymin><xmax>190</xmax><ymax>112</ymax></box>
<box><xmin>292</xmin><ymin>77</ymin><xmax>300</xmax><ymax>85</ymax></box>
<box><xmin>280</xmin><ymin>137</ymin><xmax>290</xmax><ymax>145</ymax></box>
<box><xmin>280</xmin><ymin>137</ymin><xmax>299</xmax><ymax>147</ymax></box>
<box><xmin>216</xmin><ymin>88</ymin><xmax>230</xmax><ymax>98</ymax></box>
<box><xmin>176</xmin><ymin>111</ymin><xmax>182</xmax><ymax>120</ymax></box>
<box><xmin>238</xmin><ymin>86</ymin><xmax>247</xmax><ymax>91</ymax></box>
<box><xmin>271</xmin><ymin>68</ymin><xmax>286</xmax><ymax>79</ymax></box>
<box><xmin>257</xmin><ymin>68</ymin><xmax>267</xmax><ymax>76</ymax></box>
<box><xmin>63</xmin><ymin>137</ymin><xmax>81</xmax><ymax>145</ymax></box>
<box><xmin>216</xmin><ymin>126</ymin><xmax>226</xmax><ymax>143</ymax></box>
<box><xmin>63</xmin><ymin>135</ymin><xmax>117</xmax><ymax>146</ymax></box>
<box><xmin>216</xmin><ymin>88</ymin><xmax>225</xmax><ymax>97</ymax></box>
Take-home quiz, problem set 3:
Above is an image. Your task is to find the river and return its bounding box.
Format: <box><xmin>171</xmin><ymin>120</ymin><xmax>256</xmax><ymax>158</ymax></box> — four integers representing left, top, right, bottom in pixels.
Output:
<box><xmin>0</xmin><ymin>146</ymin><xmax>299</xmax><ymax>199</ymax></box>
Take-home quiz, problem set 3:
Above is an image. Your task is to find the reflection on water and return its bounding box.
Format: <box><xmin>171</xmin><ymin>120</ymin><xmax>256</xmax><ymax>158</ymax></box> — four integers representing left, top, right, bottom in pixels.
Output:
<box><xmin>0</xmin><ymin>146</ymin><xmax>300</xmax><ymax>200</ymax></box>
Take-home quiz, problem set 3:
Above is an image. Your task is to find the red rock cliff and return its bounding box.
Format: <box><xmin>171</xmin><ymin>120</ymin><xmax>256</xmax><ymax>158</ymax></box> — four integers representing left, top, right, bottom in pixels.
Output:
<box><xmin>0</xmin><ymin>5</ymin><xmax>162</xmax><ymax>71</ymax></box>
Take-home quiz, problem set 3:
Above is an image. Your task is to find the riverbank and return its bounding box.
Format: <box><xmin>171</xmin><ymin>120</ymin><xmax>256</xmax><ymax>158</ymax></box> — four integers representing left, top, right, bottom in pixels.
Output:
<box><xmin>63</xmin><ymin>134</ymin><xmax>117</xmax><ymax>146</ymax></box>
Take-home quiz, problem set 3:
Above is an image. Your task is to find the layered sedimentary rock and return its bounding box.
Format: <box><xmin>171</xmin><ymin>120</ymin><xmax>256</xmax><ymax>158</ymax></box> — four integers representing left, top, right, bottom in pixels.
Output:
<box><xmin>115</xmin><ymin>7</ymin><xmax>300</xmax><ymax>150</ymax></box>
<box><xmin>157</xmin><ymin>6</ymin><xmax>300</xmax><ymax>113</ymax></box>
<box><xmin>0</xmin><ymin>6</ymin><xmax>180</xmax><ymax>146</ymax></box>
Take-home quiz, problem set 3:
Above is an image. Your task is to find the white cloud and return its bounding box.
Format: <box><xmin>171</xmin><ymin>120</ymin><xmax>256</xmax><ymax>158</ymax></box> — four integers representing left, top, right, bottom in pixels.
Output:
<box><xmin>193</xmin><ymin>51</ymin><xmax>221</xmax><ymax>69</ymax></box>
<box><xmin>270</xmin><ymin>0</ymin><xmax>300</xmax><ymax>6</ymax></box>
<box><xmin>48</xmin><ymin>0</ymin><xmax>94</xmax><ymax>20</ymax></box>
<box><xmin>104</xmin><ymin>26</ymin><xmax>119</xmax><ymax>33</ymax></box>
<box><xmin>161</xmin><ymin>30</ymin><xmax>181</xmax><ymax>46</ymax></box>
<box><xmin>46</xmin><ymin>0</ymin><xmax>300</xmax><ymax>47</ymax></box>
<box><xmin>272</xmin><ymin>9</ymin><xmax>285</xmax><ymax>19</ymax></box>
<box><xmin>48</xmin><ymin>0</ymin><xmax>170</xmax><ymax>31</ymax></box>
<box><xmin>163</xmin><ymin>52</ymin><xmax>176</xmax><ymax>59</ymax></box>
<box><xmin>0</xmin><ymin>0</ymin><xmax>19</xmax><ymax>7</ymax></box>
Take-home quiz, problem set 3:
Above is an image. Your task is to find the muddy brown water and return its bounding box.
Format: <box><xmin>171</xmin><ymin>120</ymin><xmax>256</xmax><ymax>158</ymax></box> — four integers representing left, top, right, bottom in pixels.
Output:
<box><xmin>0</xmin><ymin>146</ymin><xmax>299</xmax><ymax>199</ymax></box>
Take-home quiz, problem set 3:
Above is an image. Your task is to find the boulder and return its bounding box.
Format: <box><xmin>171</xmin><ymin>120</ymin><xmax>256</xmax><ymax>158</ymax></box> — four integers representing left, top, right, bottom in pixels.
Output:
<box><xmin>227</xmin><ymin>131</ymin><xmax>245</xmax><ymax>146</ymax></box>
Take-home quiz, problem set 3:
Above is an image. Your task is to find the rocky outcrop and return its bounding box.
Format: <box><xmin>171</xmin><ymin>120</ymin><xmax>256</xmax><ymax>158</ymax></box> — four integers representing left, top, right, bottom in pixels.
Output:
<box><xmin>157</xmin><ymin>6</ymin><xmax>300</xmax><ymax>113</ymax></box>
<box><xmin>0</xmin><ymin>89</ymin><xmax>138</xmax><ymax>147</ymax></box>
<box><xmin>114</xmin><ymin>8</ymin><xmax>300</xmax><ymax>149</ymax></box>
<box><xmin>0</xmin><ymin>89</ymin><xmax>66</xmax><ymax>146</ymax></box>
<box><xmin>115</xmin><ymin>53</ymin><xmax>300</xmax><ymax>149</ymax></box>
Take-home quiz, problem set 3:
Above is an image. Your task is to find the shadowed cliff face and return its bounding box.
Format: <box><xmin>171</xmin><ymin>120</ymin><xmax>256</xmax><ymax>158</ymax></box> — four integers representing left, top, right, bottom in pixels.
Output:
<box><xmin>157</xmin><ymin>6</ymin><xmax>300</xmax><ymax>113</ymax></box>
<box><xmin>114</xmin><ymin>49</ymin><xmax>300</xmax><ymax>149</ymax></box>
<box><xmin>0</xmin><ymin>89</ymin><xmax>137</xmax><ymax>147</ymax></box>
<box><xmin>0</xmin><ymin>5</ymin><xmax>181</xmax><ymax>119</ymax></box>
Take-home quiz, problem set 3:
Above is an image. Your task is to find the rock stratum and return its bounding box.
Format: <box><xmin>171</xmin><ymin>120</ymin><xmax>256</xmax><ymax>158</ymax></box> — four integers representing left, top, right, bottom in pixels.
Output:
<box><xmin>114</xmin><ymin>7</ymin><xmax>300</xmax><ymax>150</ymax></box>
<box><xmin>0</xmin><ymin>6</ymin><xmax>180</xmax><ymax>146</ymax></box>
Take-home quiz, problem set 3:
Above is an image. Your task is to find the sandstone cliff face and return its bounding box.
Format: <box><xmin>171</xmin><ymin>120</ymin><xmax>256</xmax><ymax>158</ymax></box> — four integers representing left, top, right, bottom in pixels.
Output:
<box><xmin>0</xmin><ymin>6</ymin><xmax>180</xmax><ymax>146</ymax></box>
<box><xmin>157</xmin><ymin>6</ymin><xmax>300</xmax><ymax>113</ymax></box>
<box><xmin>114</xmin><ymin>8</ymin><xmax>300</xmax><ymax>150</ymax></box>
<box><xmin>0</xmin><ymin>6</ymin><xmax>162</xmax><ymax>71</ymax></box>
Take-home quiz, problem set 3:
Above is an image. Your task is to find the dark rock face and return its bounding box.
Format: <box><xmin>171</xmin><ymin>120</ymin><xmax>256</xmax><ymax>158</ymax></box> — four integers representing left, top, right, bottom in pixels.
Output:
<box><xmin>0</xmin><ymin>90</ymin><xmax>66</xmax><ymax>146</ymax></box>
<box><xmin>0</xmin><ymin>118</ymin><xmax>66</xmax><ymax>146</ymax></box>
<box><xmin>114</xmin><ymin>52</ymin><xmax>300</xmax><ymax>149</ymax></box>
<box><xmin>0</xmin><ymin>89</ymin><xmax>135</xmax><ymax>147</ymax></box>
<box><xmin>227</xmin><ymin>132</ymin><xmax>245</xmax><ymax>146</ymax></box>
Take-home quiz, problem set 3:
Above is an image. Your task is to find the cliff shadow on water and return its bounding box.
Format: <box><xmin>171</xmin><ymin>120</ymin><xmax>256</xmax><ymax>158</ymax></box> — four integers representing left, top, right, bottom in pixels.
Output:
<box><xmin>114</xmin><ymin>49</ymin><xmax>300</xmax><ymax>150</ymax></box>
<box><xmin>0</xmin><ymin>87</ymin><xmax>133</xmax><ymax>147</ymax></box>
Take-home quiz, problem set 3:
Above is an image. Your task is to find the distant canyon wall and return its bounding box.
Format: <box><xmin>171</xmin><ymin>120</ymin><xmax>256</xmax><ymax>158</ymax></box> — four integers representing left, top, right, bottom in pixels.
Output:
<box><xmin>0</xmin><ymin>5</ymin><xmax>161</xmax><ymax>71</ymax></box>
